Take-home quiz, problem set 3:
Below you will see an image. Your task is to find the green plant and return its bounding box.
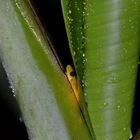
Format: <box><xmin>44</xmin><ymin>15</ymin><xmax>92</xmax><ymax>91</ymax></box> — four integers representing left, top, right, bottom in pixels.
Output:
<box><xmin>0</xmin><ymin>0</ymin><xmax>94</xmax><ymax>139</ymax></box>
<box><xmin>0</xmin><ymin>0</ymin><xmax>140</xmax><ymax>140</ymax></box>
<box><xmin>61</xmin><ymin>0</ymin><xmax>140</xmax><ymax>139</ymax></box>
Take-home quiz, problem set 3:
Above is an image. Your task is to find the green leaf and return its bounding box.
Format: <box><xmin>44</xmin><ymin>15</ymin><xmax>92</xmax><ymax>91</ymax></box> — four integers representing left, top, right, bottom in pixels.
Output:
<box><xmin>61</xmin><ymin>1</ymin><xmax>96</xmax><ymax>138</ymax></box>
<box><xmin>0</xmin><ymin>0</ymin><xmax>93</xmax><ymax>139</ymax></box>
<box><xmin>61</xmin><ymin>0</ymin><xmax>140</xmax><ymax>139</ymax></box>
<box><xmin>61</xmin><ymin>0</ymin><xmax>86</xmax><ymax>85</ymax></box>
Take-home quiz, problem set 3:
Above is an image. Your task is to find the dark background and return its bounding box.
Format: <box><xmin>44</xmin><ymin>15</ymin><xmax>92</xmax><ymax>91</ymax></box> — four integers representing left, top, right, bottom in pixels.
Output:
<box><xmin>0</xmin><ymin>63</ymin><xmax>29</xmax><ymax>140</ymax></box>
<box><xmin>0</xmin><ymin>0</ymin><xmax>139</xmax><ymax>139</ymax></box>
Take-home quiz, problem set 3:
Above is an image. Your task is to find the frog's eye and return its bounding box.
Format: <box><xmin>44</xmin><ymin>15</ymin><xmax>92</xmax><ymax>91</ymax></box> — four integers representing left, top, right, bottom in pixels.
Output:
<box><xmin>70</xmin><ymin>71</ymin><xmax>76</xmax><ymax>77</ymax></box>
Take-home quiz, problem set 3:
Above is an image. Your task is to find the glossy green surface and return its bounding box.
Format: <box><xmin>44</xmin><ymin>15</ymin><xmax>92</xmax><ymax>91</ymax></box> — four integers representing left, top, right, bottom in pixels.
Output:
<box><xmin>61</xmin><ymin>1</ymin><xmax>96</xmax><ymax>139</ymax></box>
<box><xmin>0</xmin><ymin>0</ymin><xmax>93</xmax><ymax>139</ymax></box>
<box><xmin>61</xmin><ymin>0</ymin><xmax>140</xmax><ymax>139</ymax></box>
<box><xmin>61</xmin><ymin>0</ymin><xmax>86</xmax><ymax>86</ymax></box>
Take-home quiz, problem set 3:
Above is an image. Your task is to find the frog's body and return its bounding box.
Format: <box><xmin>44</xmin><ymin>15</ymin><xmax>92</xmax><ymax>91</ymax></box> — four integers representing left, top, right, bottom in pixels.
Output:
<box><xmin>66</xmin><ymin>65</ymin><xmax>79</xmax><ymax>102</ymax></box>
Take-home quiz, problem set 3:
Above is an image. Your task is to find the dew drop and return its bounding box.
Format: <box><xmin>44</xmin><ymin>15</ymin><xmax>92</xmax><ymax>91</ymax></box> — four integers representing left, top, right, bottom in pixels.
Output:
<box><xmin>121</xmin><ymin>89</ymin><xmax>126</xmax><ymax>93</ymax></box>
<box><xmin>128</xmin><ymin>19</ymin><xmax>132</xmax><ymax>23</ymax></box>
<box><xmin>9</xmin><ymin>85</ymin><xmax>16</xmax><ymax>97</ymax></box>
<box><xmin>68</xmin><ymin>10</ymin><xmax>72</xmax><ymax>14</ymax></box>
<box><xmin>124</xmin><ymin>8</ymin><xmax>128</xmax><ymax>12</ymax></box>
<box><xmin>6</xmin><ymin>2</ymin><xmax>10</xmax><ymax>12</ymax></box>
<box><xmin>84</xmin><ymin>82</ymin><xmax>88</xmax><ymax>88</ymax></box>
<box><xmin>123</xmin><ymin>48</ymin><xmax>128</xmax><ymax>54</ymax></box>
<box><xmin>81</xmin><ymin>83</ymin><xmax>85</xmax><ymax>87</ymax></box>
<box><xmin>117</xmin><ymin>105</ymin><xmax>121</xmax><ymax>109</ymax></box>
<box><xmin>130</xmin><ymin>25</ymin><xmax>134</xmax><ymax>29</ymax></box>
<box><xmin>82</xmin><ymin>53</ymin><xmax>85</xmax><ymax>57</ymax></box>
<box><xmin>103</xmin><ymin>102</ymin><xmax>107</xmax><ymax>106</ymax></box>
<box><xmin>77</xmin><ymin>8</ymin><xmax>80</xmax><ymax>11</ymax></box>
<box><xmin>131</xmin><ymin>65</ymin><xmax>135</xmax><ymax>69</ymax></box>
<box><xmin>73</xmin><ymin>51</ymin><xmax>76</xmax><ymax>56</ymax></box>
<box><xmin>123</xmin><ymin>127</ymin><xmax>126</xmax><ymax>131</ymax></box>
<box><xmin>19</xmin><ymin>117</ymin><xmax>23</xmax><ymax>122</ymax></box>
<box><xmin>82</xmin><ymin>11</ymin><xmax>85</xmax><ymax>15</ymax></box>
<box><xmin>83</xmin><ymin>58</ymin><xmax>87</xmax><ymax>64</ymax></box>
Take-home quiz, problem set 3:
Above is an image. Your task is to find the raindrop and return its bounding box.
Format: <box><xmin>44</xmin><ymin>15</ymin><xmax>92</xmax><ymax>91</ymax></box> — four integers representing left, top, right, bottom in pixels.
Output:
<box><xmin>83</xmin><ymin>59</ymin><xmax>87</xmax><ymax>64</ymax></box>
<box><xmin>131</xmin><ymin>65</ymin><xmax>135</xmax><ymax>69</ymax></box>
<box><xmin>14</xmin><ymin>21</ymin><xmax>17</xmax><ymax>26</ymax></box>
<box><xmin>128</xmin><ymin>19</ymin><xmax>132</xmax><ymax>23</ymax></box>
<box><xmin>130</xmin><ymin>25</ymin><xmax>134</xmax><ymax>29</ymax></box>
<box><xmin>123</xmin><ymin>108</ymin><xmax>126</xmax><ymax>113</ymax></box>
<box><xmin>103</xmin><ymin>102</ymin><xmax>107</xmax><ymax>106</ymax></box>
<box><xmin>6</xmin><ymin>2</ymin><xmax>10</xmax><ymax>12</ymax></box>
<box><xmin>123</xmin><ymin>48</ymin><xmax>128</xmax><ymax>54</ymax></box>
<box><xmin>80</xmin><ymin>31</ymin><xmax>83</xmax><ymax>35</ymax></box>
<box><xmin>68</xmin><ymin>10</ymin><xmax>72</xmax><ymax>14</ymax></box>
<box><xmin>124</xmin><ymin>8</ymin><xmax>128</xmax><ymax>12</ymax></box>
<box><xmin>123</xmin><ymin>127</ymin><xmax>126</xmax><ymax>131</ymax></box>
<box><xmin>82</xmin><ymin>84</ymin><xmax>85</xmax><ymax>87</ymax></box>
<box><xmin>82</xmin><ymin>53</ymin><xmax>85</xmax><ymax>58</ymax></box>
<box><xmin>86</xmin><ymin>13</ymin><xmax>89</xmax><ymax>16</ymax></box>
<box><xmin>108</xmin><ymin>75</ymin><xmax>117</xmax><ymax>83</ymax></box>
<box><xmin>84</xmin><ymin>82</ymin><xmax>88</xmax><ymax>88</ymax></box>
<box><xmin>73</xmin><ymin>51</ymin><xmax>76</xmax><ymax>56</ymax></box>
<box><xmin>9</xmin><ymin>84</ymin><xmax>16</xmax><ymax>97</ymax></box>
<box><xmin>83</xmin><ymin>1</ymin><xmax>86</xmax><ymax>5</ymax></box>
<box><xmin>77</xmin><ymin>8</ymin><xmax>80</xmax><ymax>11</ymax></box>
<box><xmin>82</xmin><ymin>11</ymin><xmax>85</xmax><ymax>15</ymax></box>
<box><xmin>19</xmin><ymin>117</ymin><xmax>23</xmax><ymax>122</ymax></box>
<box><xmin>121</xmin><ymin>89</ymin><xmax>126</xmax><ymax>93</ymax></box>
<box><xmin>117</xmin><ymin>105</ymin><xmax>121</xmax><ymax>109</ymax></box>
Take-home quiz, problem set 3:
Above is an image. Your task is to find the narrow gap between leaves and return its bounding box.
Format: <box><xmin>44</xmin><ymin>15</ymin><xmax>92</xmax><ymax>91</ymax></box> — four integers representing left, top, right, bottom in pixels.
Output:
<box><xmin>29</xmin><ymin>1</ymin><xmax>95</xmax><ymax>139</ymax></box>
<box><xmin>29</xmin><ymin>0</ymin><xmax>75</xmax><ymax>72</ymax></box>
